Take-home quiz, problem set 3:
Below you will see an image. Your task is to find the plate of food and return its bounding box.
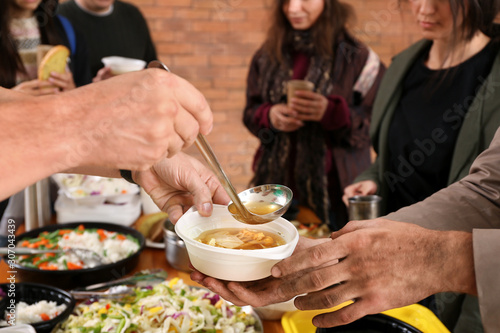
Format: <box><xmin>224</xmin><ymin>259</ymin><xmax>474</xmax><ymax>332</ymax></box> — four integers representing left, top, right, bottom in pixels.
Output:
<box><xmin>0</xmin><ymin>282</ymin><xmax>75</xmax><ymax>333</ymax></box>
<box><xmin>9</xmin><ymin>222</ymin><xmax>145</xmax><ymax>289</ymax></box>
<box><xmin>52</xmin><ymin>174</ymin><xmax>140</xmax><ymax>205</ymax></box>
<box><xmin>53</xmin><ymin>278</ymin><xmax>263</xmax><ymax>333</ymax></box>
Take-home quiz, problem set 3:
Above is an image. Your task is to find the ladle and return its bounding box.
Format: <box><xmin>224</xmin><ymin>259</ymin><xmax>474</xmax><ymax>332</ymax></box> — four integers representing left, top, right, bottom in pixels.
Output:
<box><xmin>147</xmin><ymin>61</ymin><xmax>287</xmax><ymax>224</ymax></box>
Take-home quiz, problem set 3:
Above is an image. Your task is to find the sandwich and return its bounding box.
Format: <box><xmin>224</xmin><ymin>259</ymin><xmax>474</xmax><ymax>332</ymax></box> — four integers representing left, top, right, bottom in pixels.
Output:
<box><xmin>38</xmin><ymin>45</ymin><xmax>70</xmax><ymax>80</ymax></box>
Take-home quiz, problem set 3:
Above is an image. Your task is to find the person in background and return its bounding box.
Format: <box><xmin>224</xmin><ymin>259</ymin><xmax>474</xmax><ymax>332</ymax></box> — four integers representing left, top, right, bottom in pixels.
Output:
<box><xmin>342</xmin><ymin>0</ymin><xmax>500</xmax><ymax>330</ymax></box>
<box><xmin>57</xmin><ymin>0</ymin><xmax>157</xmax><ymax>81</ymax></box>
<box><xmin>191</xmin><ymin>126</ymin><xmax>500</xmax><ymax>332</ymax></box>
<box><xmin>0</xmin><ymin>0</ymin><xmax>91</xmax><ymax>93</ymax></box>
<box><xmin>243</xmin><ymin>0</ymin><xmax>385</xmax><ymax>231</ymax></box>
<box><xmin>0</xmin><ymin>68</ymin><xmax>228</xmax><ymax>223</ymax></box>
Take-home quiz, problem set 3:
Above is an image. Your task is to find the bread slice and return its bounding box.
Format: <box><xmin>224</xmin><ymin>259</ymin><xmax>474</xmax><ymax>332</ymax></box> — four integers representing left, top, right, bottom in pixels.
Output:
<box><xmin>135</xmin><ymin>212</ymin><xmax>169</xmax><ymax>242</ymax></box>
<box><xmin>38</xmin><ymin>45</ymin><xmax>70</xmax><ymax>80</ymax></box>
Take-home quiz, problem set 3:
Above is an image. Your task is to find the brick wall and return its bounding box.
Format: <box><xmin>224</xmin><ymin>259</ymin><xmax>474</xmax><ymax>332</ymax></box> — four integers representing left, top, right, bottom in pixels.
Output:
<box><xmin>127</xmin><ymin>0</ymin><xmax>422</xmax><ymax>192</ymax></box>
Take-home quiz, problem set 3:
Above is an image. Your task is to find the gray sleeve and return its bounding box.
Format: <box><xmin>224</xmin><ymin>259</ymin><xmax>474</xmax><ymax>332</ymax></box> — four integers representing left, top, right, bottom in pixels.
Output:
<box><xmin>473</xmin><ymin>229</ymin><xmax>500</xmax><ymax>333</ymax></box>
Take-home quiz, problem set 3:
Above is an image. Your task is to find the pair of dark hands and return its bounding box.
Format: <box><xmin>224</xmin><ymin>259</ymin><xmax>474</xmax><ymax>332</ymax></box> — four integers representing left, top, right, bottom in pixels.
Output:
<box><xmin>191</xmin><ymin>219</ymin><xmax>473</xmax><ymax>328</ymax></box>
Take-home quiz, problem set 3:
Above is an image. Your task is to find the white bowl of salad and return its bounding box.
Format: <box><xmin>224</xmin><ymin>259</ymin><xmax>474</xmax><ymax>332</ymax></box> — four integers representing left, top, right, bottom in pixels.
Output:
<box><xmin>175</xmin><ymin>205</ymin><xmax>299</xmax><ymax>281</ymax></box>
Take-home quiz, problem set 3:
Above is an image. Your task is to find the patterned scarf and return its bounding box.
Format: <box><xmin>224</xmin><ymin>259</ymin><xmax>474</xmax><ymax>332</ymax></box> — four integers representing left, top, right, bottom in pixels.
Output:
<box><xmin>251</xmin><ymin>30</ymin><xmax>336</xmax><ymax>224</ymax></box>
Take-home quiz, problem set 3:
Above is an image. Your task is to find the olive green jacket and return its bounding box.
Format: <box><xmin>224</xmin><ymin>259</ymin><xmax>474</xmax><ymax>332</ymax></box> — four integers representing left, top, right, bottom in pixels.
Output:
<box><xmin>355</xmin><ymin>39</ymin><xmax>500</xmax><ymax>214</ymax></box>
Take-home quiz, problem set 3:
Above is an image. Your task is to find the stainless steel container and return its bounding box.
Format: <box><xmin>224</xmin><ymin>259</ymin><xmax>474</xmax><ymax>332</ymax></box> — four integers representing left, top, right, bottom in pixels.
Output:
<box><xmin>348</xmin><ymin>195</ymin><xmax>382</xmax><ymax>221</ymax></box>
<box><xmin>163</xmin><ymin>219</ymin><xmax>190</xmax><ymax>272</ymax></box>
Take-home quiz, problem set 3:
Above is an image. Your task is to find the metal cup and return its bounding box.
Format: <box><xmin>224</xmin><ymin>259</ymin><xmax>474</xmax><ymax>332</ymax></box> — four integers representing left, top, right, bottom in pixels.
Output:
<box><xmin>348</xmin><ymin>195</ymin><xmax>382</xmax><ymax>221</ymax></box>
<box><xmin>163</xmin><ymin>218</ymin><xmax>190</xmax><ymax>272</ymax></box>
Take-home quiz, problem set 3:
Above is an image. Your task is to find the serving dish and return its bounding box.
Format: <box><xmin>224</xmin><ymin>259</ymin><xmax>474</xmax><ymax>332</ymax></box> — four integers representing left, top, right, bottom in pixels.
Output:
<box><xmin>0</xmin><ymin>283</ymin><xmax>75</xmax><ymax>333</ymax></box>
<box><xmin>53</xmin><ymin>278</ymin><xmax>262</xmax><ymax>333</ymax></box>
<box><xmin>9</xmin><ymin>222</ymin><xmax>145</xmax><ymax>290</ymax></box>
<box><xmin>52</xmin><ymin>174</ymin><xmax>140</xmax><ymax>206</ymax></box>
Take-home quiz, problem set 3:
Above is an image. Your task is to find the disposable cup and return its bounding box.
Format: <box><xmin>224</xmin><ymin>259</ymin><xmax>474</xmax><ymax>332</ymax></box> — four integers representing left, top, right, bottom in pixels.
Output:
<box><xmin>287</xmin><ymin>80</ymin><xmax>314</xmax><ymax>107</ymax></box>
<box><xmin>175</xmin><ymin>205</ymin><xmax>299</xmax><ymax>281</ymax></box>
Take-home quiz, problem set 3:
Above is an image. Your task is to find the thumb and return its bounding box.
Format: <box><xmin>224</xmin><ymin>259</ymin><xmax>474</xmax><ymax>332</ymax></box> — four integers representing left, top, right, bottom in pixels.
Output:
<box><xmin>184</xmin><ymin>174</ymin><xmax>213</xmax><ymax>217</ymax></box>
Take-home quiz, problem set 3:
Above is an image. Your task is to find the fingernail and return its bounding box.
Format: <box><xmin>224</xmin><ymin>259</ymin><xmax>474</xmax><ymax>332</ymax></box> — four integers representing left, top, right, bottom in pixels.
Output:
<box><xmin>202</xmin><ymin>202</ymin><xmax>212</xmax><ymax>214</ymax></box>
<box><xmin>271</xmin><ymin>266</ymin><xmax>281</xmax><ymax>277</ymax></box>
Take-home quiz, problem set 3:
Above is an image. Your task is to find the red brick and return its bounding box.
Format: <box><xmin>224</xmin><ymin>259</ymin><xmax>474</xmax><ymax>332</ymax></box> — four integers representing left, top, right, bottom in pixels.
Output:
<box><xmin>156</xmin><ymin>0</ymin><xmax>192</xmax><ymax>6</ymax></box>
<box><xmin>173</xmin><ymin>55</ymin><xmax>209</xmax><ymax>67</ymax></box>
<box><xmin>140</xmin><ymin>6</ymin><xmax>174</xmax><ymax>18</ymax></box>
<box><xmin>209</xmin><ymin>55</ymin><xmax>245</xmax><ymax>66</ymax></box>
<box><xmin>211</xmin><ymin>9</ymin><xmax>246</xmax><ymax>21</ymax></box>
<box><xmin>128</xmin><ymin>0</ymin><xmax>155</xmax><ymax>6</ymax></box>
<box><xmin>174</xmin><ymin>8</ymin><xmax>211</xmax><ymax>19</ymax></box>
<box><xmin>156</xmin><ymin>43</ymin><xmax>194</xmax><ymax>55</ymax></box>
<box><xmin>192</xmin><ymin>21</ymin><xmax>229</xmax><ymax>32</ymax></box>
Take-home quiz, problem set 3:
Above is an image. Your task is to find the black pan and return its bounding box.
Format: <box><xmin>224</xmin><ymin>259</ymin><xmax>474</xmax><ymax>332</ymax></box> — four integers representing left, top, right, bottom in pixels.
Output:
<box><xmin>9</xmin><ymin>222</ymin><xmax>145</xmax><ymax>290</ymax></box>
<box><xmin>0</xmin><ymin>282</ymin><xmax>76</xmax><ymax>333</ymax></box>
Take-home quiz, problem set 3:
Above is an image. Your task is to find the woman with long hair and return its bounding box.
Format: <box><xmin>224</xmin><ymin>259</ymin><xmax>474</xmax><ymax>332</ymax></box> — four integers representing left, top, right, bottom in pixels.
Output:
<box><xmin>243</xmin><ymin>0</ymin><xmax>385</xmax><ymax>230</ymax></box>
<box><xmin>0</xmin><ymin>0</ymin><xmax>90</xmax><ymax>94</ymax></box>
<box><xmin>344</xmin><ymin>0</ymin><xmax>500</xmax><ymax>331</ymax></box>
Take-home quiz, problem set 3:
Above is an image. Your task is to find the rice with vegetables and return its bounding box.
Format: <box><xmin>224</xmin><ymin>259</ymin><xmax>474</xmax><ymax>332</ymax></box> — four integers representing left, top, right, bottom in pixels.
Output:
<box><xmin>17</xmin><ymin>225</ymin><xmax>140</xmax><ymax>270</ymax></box>
<box><xmin>0</xmin><ymin>300</ymin><xmax>67</xmax><ymax>325</ymax></box>
<box><xmin>54</xmin><ymin>278</ymin><xmax>259</xmax><ymax>333</ymax></box>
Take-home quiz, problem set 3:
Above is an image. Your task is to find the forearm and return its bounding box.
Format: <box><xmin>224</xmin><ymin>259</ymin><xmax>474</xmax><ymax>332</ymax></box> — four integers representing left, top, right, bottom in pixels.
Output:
<box><xmin>64</xmin><ymin>166</ymin><xmax>121</xmax><ymax>179</ymax></box>
<box><xmin>437</xmin><ymin>230</ymin><xmax>476</xmax><ymax>295</ymax></box>
<box><xmin>0</xmin><ymin>90</ymin><xmax>79</xmax><ymax>200</ymax></box>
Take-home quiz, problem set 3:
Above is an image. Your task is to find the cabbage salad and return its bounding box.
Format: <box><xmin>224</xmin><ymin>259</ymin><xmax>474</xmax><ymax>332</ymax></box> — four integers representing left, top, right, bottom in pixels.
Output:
<box><xmin>55</xmin><ymin>278</ymin><xmax>259</xmax><ymax>333</ymax></box>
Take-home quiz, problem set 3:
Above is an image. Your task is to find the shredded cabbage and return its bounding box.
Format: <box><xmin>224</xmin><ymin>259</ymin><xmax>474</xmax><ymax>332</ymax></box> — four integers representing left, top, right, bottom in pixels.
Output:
<box><xmin>54</xmin><ymin>278</ymin><xmax>259</xmax><ymax>333</ymax></box>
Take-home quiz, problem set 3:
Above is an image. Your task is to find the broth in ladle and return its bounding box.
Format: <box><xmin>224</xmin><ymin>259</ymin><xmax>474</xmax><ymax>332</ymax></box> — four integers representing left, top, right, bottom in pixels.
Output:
<box><xmin>228</xmin><ymin>201</ymin><xmax>283</xmax><ymax>224</ymax></box>
<box><xmin>195</xmin><ymin>228</ymin><xmax>285</xmax><ymax>250</ymax></box>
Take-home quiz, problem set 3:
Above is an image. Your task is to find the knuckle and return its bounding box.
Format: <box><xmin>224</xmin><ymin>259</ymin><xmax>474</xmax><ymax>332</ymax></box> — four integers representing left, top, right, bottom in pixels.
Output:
<box><xmin>309</xmin><ymin>271</ymin><xmax>326</xmax><ymax>290</ymax></box>
<box><xmin>193</xmin><ymin>95</ymin><xmax>209</xmax><ymax>114</ymax></box>
<box><xmin>310</xmin><ymin>246</ymin><xmax>327</xmax><ymax>264</ymax></box>
<box><xmin>320</xmin><ymin>292</ymin><xmax>339</xmax><ymax>309</ymax></box>
<box><xmin>337</xmin><ymin>310</ymin><xmax>356</xmax><ymax>325</ymax></box>
<box><xmin>352</xmin><ymin>233</ymin><xmax>371</xmax><ymax>251</ymax></box>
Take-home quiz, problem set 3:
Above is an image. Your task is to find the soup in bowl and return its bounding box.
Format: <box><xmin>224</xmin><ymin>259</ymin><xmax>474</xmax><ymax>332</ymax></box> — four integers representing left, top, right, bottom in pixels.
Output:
<box><xmin>175</xmin><ymin>205</ymin><xmax>299</xmax><ymax>281</ymax></box>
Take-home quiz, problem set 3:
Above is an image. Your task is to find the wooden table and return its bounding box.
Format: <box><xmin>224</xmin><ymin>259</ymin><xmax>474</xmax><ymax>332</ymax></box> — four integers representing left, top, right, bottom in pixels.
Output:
<box><xmin>0</xmin><ymin>245</ymin><xmax>285</xmax><ymax>333</ymax></box>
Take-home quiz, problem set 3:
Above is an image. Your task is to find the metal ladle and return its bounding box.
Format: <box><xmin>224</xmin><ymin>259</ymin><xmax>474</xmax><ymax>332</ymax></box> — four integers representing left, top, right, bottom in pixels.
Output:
<box><xmin>147</xmin><ymin>61</ymin><xmax>288</xmax><ymax>224</ymax></box>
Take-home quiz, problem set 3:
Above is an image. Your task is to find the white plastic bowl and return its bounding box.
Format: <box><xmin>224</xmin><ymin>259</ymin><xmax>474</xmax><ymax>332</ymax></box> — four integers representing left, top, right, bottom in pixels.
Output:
<box><xmin>101</xmin><ymin>56</ymin><xmax>146</xmax><ymax>74</ymax></box>
<box><xmin>175</xmin><ymin>205</ymin><xmax>299</xmax><ymax>281</ymax></box>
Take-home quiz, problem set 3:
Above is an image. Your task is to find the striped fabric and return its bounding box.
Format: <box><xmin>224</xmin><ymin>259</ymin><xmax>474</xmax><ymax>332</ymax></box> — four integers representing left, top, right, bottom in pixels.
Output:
<box><xmin>353</xmin><ymin>48</ymin><xmax>381</xmax><ymax>98</ymax></box>
<box><xmin>10</xmin><ymin>17</ymin><xmax>41</xmax><ymax>83</ymax></box>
